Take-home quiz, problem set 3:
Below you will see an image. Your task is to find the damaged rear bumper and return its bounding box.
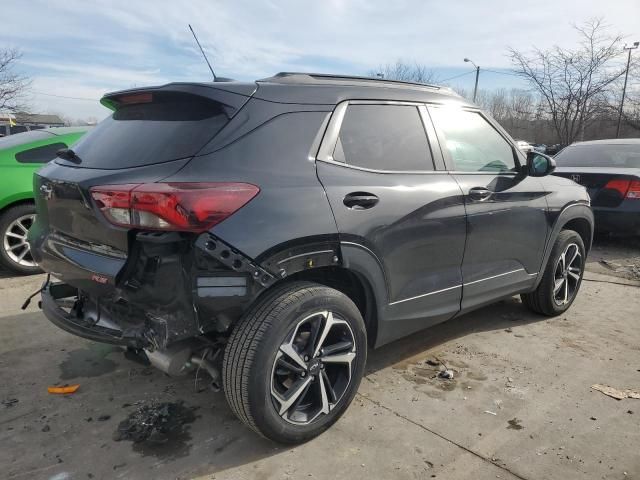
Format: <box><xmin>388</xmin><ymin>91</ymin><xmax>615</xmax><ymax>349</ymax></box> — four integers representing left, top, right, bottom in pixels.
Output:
<box><xmin>41</xmin><ymin>282</ymin><xmax>146</xmax><ymax>348</ymax></box>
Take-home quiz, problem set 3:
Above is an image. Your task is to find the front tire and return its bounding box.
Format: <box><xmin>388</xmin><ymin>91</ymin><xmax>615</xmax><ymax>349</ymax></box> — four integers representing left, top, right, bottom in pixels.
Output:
<box><xmin>521</xmin><ymin>229</ymin><xmax>585</xmax><ymax>316</ymax></box>
<box><xmin>222</xmin><ymin>281</ymin><xmax>367</xmax><ymax>444</ymax></box>
<box><xmin>0</xmin><ymin>203</ymin><xmax>41</xmax><ymax>275</ymax></box>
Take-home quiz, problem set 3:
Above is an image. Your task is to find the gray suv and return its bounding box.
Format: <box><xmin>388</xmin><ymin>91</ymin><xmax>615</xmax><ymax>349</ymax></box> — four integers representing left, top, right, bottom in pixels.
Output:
<box><xmin>29</xmin><ymin>73</ymin><xmax>593</xmax><ymax>443</ymax></box>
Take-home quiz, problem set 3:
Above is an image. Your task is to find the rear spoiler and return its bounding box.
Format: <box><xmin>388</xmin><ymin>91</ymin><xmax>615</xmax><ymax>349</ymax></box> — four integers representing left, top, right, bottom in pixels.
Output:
<box><xmin>100</xmin><ymin>82</ymin><xmax>258</xmax><ymax>112</ymax></box>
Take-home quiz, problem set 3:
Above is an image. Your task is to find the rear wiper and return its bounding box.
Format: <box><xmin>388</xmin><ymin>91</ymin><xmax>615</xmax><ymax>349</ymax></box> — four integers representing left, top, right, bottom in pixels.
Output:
<box><xmin>56</xmin><ymin>147</ymin><xmax>83</xmax><ymax>164</ymax></box>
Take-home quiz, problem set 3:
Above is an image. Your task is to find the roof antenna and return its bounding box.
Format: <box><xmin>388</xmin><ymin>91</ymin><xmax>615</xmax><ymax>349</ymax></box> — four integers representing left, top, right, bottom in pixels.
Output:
<box><xmin>189</xmin><ymin>24</ymin><xmax>216</xmax><ymax>81</ymax></box>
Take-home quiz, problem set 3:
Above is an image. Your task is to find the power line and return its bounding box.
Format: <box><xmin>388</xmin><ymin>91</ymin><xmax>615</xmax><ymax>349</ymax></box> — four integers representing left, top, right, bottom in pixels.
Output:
<box><xmin>440</xmin><ymin>70</ymin><xmax>475</xmax><ymax>83</ymax></box>
<box><xmin>31</xmin><ymin>90</ymin><xmax>99</xmax><ymax>102</ymax></box>
<box><xmin>482</xmin><ymin>69</ymin><xmax>521</xmax><ymax>77</ymax></box>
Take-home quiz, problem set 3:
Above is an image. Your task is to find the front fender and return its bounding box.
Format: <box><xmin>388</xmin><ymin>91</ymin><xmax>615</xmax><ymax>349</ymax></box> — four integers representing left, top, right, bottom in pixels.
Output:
<box><xmin>535</xmin><ymin>202</ymin><xmax>594</xmax><ymax>288</ymax></box>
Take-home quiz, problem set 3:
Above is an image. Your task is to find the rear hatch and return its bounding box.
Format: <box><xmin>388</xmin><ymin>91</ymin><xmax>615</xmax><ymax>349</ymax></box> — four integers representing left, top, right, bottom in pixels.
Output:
<box><xmin>553</xmin><ymin>143</ymin><xmax>640</xmax><ymax>208</ymax></box>
<box><xmin>30</xmin><ymin>83</ymin><xmax>253</xmax><ymax>294</ymax></box>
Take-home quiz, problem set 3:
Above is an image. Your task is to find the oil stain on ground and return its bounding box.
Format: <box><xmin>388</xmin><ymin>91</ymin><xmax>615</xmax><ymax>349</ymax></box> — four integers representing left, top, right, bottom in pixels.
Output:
<box><xmin>507</xmin><ymin>418</ymin><xmax>524</xmax><ymax>430</ymax></box>
<box><xmin>59</xmin><ymin>344</ymin><xmax>119</xmax><ymax>380</ymax></box>
<box><xmin>113</xmin><ymin>401</ymin><xmax>198</xmax><ymax>459</ymax></box>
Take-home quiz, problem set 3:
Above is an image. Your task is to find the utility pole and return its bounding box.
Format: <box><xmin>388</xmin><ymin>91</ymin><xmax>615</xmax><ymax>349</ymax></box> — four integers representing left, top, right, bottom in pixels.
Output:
<box><xmin>616</xmin><ymin>41</ymin><xmax>639</xmax><ymax>138</ymax></box>
<box><xmin>464</xmin><ymin>58</ymin><xmax>480</xmax><ymax>102</ymax></box>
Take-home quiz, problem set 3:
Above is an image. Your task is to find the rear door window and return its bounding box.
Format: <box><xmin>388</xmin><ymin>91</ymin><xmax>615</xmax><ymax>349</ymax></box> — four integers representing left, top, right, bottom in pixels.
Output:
<box><xmin>334</xmin><ymin>104</ymin><xmax>434</xmax><ymax>171</ymax></box>
<box><xmin>430</xmin><ymin>107</ymin><xmax>516</xmax><ymax>172</ymax></box>
<box><xmin>15</xmin><ymin>142</ymin><xmax>67</xmax><ymax>164</ymax></box>
<box><xmin>66</xmin><ymin>91</ymin><xmax>235</xmax><ymax>169</ymax></box>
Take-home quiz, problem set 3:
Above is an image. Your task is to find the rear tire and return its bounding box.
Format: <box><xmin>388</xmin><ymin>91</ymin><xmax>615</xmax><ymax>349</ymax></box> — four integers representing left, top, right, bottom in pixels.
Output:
<box><xmin>0</xmin><ymin>203</ymin><xmax>41</xmax><ymax>275</ymax></box>
<box><xmin>521</xmin><ymin>229</ymin><xmax>585</xmax><ymax>316</ymax></box>
<box><xmin>222</xmin><ymin>281</ymin><xmax>367</xmax><ymax>444</ymax></box>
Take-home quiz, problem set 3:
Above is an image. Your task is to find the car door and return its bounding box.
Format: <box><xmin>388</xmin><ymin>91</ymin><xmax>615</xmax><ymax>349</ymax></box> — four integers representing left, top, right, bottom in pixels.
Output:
<box><xmin>426</xmin><ymin>105</ymin><xmax>549</xmax><ymax>313</ymax></box>
<box><xmin>316</xmin><ymin>101</ymin><xmax>467</xmax><ymax>345</ymax></box>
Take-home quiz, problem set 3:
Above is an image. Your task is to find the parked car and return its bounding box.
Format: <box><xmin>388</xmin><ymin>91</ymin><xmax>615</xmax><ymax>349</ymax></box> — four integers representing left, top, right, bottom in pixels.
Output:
<box><xmin>28</xmin><ymin>74</ymin><xmax>593</xmax><ymax>443</ymax></box>
<box><xmin>514</xmin><ymin>139</ymin><xmax>534</xmax><ymax>154</ymax></box>
<box><xmin>532</xmin><ymin>143</ymin><xmax>547</xmax><ymax>154</ymax></box>
<box><xmin>553</xmin><ymin>139</ymin><xmax>640</xmax><ymax>235</ymax></box>
<box><xmin>0</xmin><ymin>127</ymin><xmax>89</xmax><ymax>274</ymax></box>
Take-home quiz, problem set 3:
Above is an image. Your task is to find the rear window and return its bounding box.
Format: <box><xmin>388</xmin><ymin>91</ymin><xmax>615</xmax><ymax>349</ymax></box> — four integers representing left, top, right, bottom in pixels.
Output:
<box><xmin>65</xmin><ymin>91</ymin><xmax>233</xmax><ymax>169</ymax></box>
<box><xmin>555</xmin><ymin>144</ymin><xmax>640</xmax><ymax>168</ymax></box>
<box><xmin>334</xmin><ymin>104</ymin><xmax>434</xmax><ymax>171</ymax></box>
<box><xmin>16</xmin><ymin>142</ymin><xmax>67</xmax><ymax>164</ymax></box>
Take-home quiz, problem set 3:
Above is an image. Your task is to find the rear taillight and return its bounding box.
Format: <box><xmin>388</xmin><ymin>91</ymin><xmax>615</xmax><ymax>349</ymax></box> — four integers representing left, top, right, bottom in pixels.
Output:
<box><xmin>627</xmin><ymin>180</ymin><xmax>640</xmax><ymax>199</ymax></box>
<box><xmin>90</xmin><ymin>183</ymin><xmax>259</xmax><ymax>232</ymax></box>
<box><xmin>604</xmin><ymin>179</ymin><xmax>640</xmax><ymax>200</ymax></box>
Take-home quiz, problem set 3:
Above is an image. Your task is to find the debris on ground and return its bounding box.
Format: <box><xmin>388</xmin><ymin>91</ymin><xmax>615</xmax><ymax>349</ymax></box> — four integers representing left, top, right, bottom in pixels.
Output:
<box><xmin>97</xmin><ymin>414</ymin><xmax>111</xmax><ymax>422</ymax></box>
<box><xmin>2</xmin><ymin>398</ymin><xmax>18</xmax><ymax>408</ymax></box>
<box><xmin>41</xmin><ymin>425</ymin><xmax>50</xmax><ymax>432</ymax></box>
<box><xmin>484</xmin><ymin>410</ymin><xmax>497</xmax><ymax>416</ymax></box>
<box><xmin>507</xmin><ymin>418</ymin><xmax>524</xmax><ymax>430</ymax></box>
<box><xmin>438</xmin><ymin>369</ymin><xmax>454</xmax><ymax>380</ymax></box>
<box><xmin>591</xmin><ymin>384</ymin><xmax>640</xmax><ymax>400</ymax></box>
<box><xmin>47</xmin><ymin>384</ymin><xmax>80</xmax><ymax>394</ymax></box>
<box><xmin>113</xmin><ymin>401</ymin><xmax>197</xmax><ymax>445</ymax></box>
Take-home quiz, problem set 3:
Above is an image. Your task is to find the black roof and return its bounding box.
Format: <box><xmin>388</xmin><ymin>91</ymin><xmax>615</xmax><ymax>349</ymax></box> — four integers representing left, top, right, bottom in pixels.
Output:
<box><xmin>252</xmin><ymin>72</ymin><xmax>468</xmax><ymax>106</ymax></box>
<box><xmin>570</xmin><ymin>138</ymin><xmax>640</xmax><ymax>146</ymax></box>
<box><xmin>103</xmin><ymin>72</ymin><xmax>470</xmax><ymax>108</ymax></box>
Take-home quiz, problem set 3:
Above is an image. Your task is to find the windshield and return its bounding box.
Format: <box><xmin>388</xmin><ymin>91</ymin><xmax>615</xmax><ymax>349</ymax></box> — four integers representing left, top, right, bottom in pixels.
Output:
<box><xmin>555</xmin><ymin>144</ymin><xmax>640</xmax><ymax>168</ymax></box>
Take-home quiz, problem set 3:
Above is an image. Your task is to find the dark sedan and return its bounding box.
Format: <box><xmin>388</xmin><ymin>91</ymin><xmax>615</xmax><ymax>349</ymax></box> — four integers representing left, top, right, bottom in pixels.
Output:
<box><xmin>553</xmin><ymin>139</ymin><xmax>640</xmax><ymax>235</ymax></box>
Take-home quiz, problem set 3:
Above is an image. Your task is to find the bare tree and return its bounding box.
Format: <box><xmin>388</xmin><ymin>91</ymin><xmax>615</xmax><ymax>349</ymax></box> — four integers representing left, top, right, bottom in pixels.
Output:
<box><xmin>0</xmin><ymin>49</ymin><xmax>29</xmax><ymax>113</ymax></box>
<box><xmin>509</xmin><ymin>19</ymin><xmax>627</xmax><ymax>144</ymax></box>
<box><xmin>369</xmin><ymin>60</ymin><xmax>438</xmax><ymax>84</ymax></box>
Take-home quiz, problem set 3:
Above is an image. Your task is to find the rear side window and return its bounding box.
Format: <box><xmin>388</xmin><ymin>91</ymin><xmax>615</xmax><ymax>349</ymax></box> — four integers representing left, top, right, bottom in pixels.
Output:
<box><xmin>430</xmin><ymin>107</ymin><xmax>516</xmax><ymax>172</ymax></box>
<box><xmin>334</xmin><ymin>104</ymin><xmax>434</xmax><ymax>171</ymax></box>
<box><xmin>555</xmin><ymin>144</ymin><xmax>640</xmax><ymax>168</ymax></box>
<box><xmin>67</xmin><ymin>91</ymin><xmax>234</xmax><ymax>169</ymax></box>
<box><xmin>15</xmin><ymin>142</ymin><xmax>67</xmax><ymax>164</ymax></box>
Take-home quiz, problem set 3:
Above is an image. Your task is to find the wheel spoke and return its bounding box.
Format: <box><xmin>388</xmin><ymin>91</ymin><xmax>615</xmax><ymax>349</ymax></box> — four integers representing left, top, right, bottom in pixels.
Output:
<box><xmin>317</xmin><ymin>371</ymin><xmax>330</xmax><ymax>415</ymax></box>
<box><xmin>15</xmin><ymin>222</ymin><xmax>28</xmax><ymax>234</ymax></box>
<box><xmin>567</xmin><ymin>269</ymin><xmax>581</xmax><ymax>282</ymax></box>
<box><xmin>322</xmin><ymin>351</ymin><xmax>356</xmax><ymax>366</ymax></box>
<box><xmin>563</xmin><ymin>278</ymin><xmax>569</xmax><ymax>304</ymax></box>
<box><xmin>559</xmin><ymin>252</ymin><xmax>566</xmax><ymax>271</ymax></box>
<box><xmin>321</xmin><ymin>369</ymin><xmax>337</xmax><ymax>403</ymax></box>
<box><xmin>277</xmin><ymin>376</ymin><xmax>312</xmax><ymax>416</ymax></box>
<box><xmin>8</xmin><ymin>243</ymin><xmax>25</xmax><ymax>252</ymax></box>
<box><xmin>276</xmin><ymin>356</ymin><xmax>306</xmax><ymax>375</ymax></box>
<box><xmin>321</xmin><ymin>340</ymin><xmax>353</xmax><ymax>357</ymax></box>
<box><xmin>312</xmin><ymin>311</ymin><xmax>335</xmax><ymax>357</ymax></box>
<box><xmin>567</xmin><ymin>246</ymin><xmax>580</xmax><ymax>266</ymax></box>
<box><xmin>5</xmin><ymin>231</ymin><xmax>24</xmax><ymax>240</ymax></box>
<box><xmin>279</xmin><ymin>342</ymin><xmax>308</xmax><ymax>371</ymax></box>
<box><xmin>553</xmin><ymin>278</ymin><xmax>565</xmax><ymax>294</ymax></box>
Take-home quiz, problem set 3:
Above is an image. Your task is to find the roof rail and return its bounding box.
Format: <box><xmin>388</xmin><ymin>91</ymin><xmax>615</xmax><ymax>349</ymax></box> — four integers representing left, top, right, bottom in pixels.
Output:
<box><xmin>258</xmin><ymin>72</ymin><xmax>443</xmax><ymax>90</ymax></box>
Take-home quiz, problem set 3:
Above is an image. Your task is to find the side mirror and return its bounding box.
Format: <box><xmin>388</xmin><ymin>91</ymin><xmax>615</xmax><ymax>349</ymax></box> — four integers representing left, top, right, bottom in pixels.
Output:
<box><xmin>526</xmin><ymin>151</ymin><xmax>556</xmax><ymax>177</ymax></box>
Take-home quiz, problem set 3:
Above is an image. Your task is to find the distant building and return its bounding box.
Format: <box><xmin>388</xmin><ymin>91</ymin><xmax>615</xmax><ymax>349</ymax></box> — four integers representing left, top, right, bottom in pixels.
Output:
<box><xmin>14</xmin><ymin>112</ymin><xmax>65</xmax><ymax>128</ymax></box>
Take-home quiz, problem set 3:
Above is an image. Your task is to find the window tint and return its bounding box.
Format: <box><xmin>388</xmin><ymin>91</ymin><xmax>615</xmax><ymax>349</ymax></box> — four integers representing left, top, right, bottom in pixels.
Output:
<box><xmin>430</xmin><ymin>107</ymin><xmax>516</xmax><ymax>172</ymax></box>
<box><xmin>15</xmin><ymin>142</ymin><xmax>67</xmax><ymax>164</ymax></box>
<box><xmin>555</xmin><ymin>144</ymin><xmax>640</xmax><ymax>168</ymax></box>
<box><xmin>334</xmin><ymin>104</ymin><xmax>434</xmax><ymax>171</ymax></box>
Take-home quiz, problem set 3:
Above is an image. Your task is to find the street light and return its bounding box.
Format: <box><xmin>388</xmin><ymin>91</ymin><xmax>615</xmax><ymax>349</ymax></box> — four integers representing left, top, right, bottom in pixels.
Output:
<box><xmin>464</xmin><ymin>58</ymin><xmax>480</xmax><ymax>102</ymax></box>
<box><xmin>616</xmin><ymin>41</ymin><xmax>639</xmax><ymax>138</ymax></box>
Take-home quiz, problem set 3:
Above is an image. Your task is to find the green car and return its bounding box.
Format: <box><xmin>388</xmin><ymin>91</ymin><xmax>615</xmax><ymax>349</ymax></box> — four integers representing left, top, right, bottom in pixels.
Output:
<box><xmin>0</xmin><ymin>127</ymin><xmax>89</xmax><ymax>274</ymax></box>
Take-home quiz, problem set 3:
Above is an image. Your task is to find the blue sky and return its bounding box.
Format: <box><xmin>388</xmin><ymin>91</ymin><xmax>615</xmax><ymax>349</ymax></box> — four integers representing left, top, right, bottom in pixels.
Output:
<box><xmin>3</xmin><ymin>0</ymin><xmax>639</xmax><ymax>119</ymax></box>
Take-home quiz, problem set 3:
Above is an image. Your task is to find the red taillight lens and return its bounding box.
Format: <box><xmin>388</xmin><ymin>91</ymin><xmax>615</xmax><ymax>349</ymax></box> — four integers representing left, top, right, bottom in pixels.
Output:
<box><xmin>627</xmin><ymin>180</ymin><xmax>640</xmax><ymax>199</ymax></box>
<box><xmin>90</xmin><ymin>183</ymin><xmax>259</xmax><ymax>232</ymax></box>
<box><xmin>604</xmin><ymin>178</ymin><xmax>640</xmax><ymax>200</ymax></box>
<box><xmin>604</xmin><ymin>179</ymin><xmax>631</xmax><ymax>197</ymax></box>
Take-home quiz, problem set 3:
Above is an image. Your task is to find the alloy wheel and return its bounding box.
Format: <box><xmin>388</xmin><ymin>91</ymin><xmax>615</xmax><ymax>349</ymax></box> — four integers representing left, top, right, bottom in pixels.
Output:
<box><xmin>270</xmin><ymin>310</ymin><xmax>356</xmax><ymax>425</ymax></box>
<box><xmin>2</xmin><ymin>214</ymin><xmax>36</xmax><ymax>268</ymax></box>
<box><xmin>553</xmin><ymin>242</ymin><xmax>582</xmax><ymax>306</ymax></box>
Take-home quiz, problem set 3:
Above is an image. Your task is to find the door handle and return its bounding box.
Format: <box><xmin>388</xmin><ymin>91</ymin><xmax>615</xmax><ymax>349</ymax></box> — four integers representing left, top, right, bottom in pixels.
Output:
<box><xmin>468</xmin><ymin>187</ymin><xmax>493</xmax><ymax>202</ymax></box>
<box><xmin>343</xmin><ymin>192</ymin><xmax>379</xmax><ymax>210</ymax></box>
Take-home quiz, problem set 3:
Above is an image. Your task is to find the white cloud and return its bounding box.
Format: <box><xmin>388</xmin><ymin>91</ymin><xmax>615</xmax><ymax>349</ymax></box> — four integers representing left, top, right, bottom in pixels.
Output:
<box><xmin>2</xmin><ymin>0</ymin><xmax>639</xmax><ymax>119</ymax></box>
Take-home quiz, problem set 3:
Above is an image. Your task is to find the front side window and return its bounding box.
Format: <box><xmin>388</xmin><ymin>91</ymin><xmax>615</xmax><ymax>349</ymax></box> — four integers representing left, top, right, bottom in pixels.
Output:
<box><xmin>333</xmin><ymin>104</ymin><xmax>434</xmax><ymax>171</ymax></box>
<box><xmin>430</xmin><ymin>107</ymin><xmax>516</xmax><ymax>172</ymax></box>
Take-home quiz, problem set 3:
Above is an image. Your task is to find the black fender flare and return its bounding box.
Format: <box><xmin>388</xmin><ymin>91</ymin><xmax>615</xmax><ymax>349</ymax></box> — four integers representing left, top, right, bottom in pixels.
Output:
<box><xmin>535</xmin><ymin>202</ymin><xmax>594</xmax><ymax>288</ymax></box>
